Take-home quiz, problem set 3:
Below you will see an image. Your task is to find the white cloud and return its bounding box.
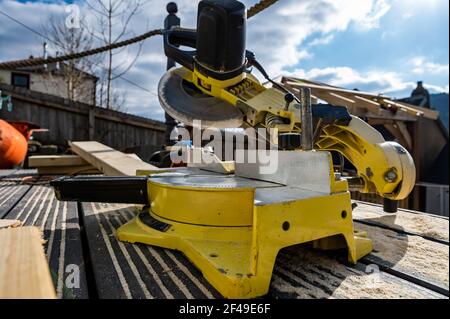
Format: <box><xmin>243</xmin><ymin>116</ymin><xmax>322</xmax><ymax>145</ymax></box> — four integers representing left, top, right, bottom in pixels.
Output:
<box><xmin>402</xmin><ymin>12</ymin><xmax>414</xmax><ymax>20</ymax></box>
<box><xmin>249</xmin><ymin>0</ymin><xmax>392</xmax><ymax>76</ymax></box>
<box><xmin>357</xmin><ymin>0</ymin><xmax>391</xmax><ymax>29</ymax></box>
<box><xmin>308</xmin><ymin>34</ymin><xmax>335</xmax><ymax>47</ymax></box>
<box><xmin>409</xmin><ymin>57</ymin><xmax>449</xmax><ymax>75</ymax></box>
<box><xmin>288</xmin><ymin>66</ymin><xmax>449</xmax><ymax>96</ymax></box>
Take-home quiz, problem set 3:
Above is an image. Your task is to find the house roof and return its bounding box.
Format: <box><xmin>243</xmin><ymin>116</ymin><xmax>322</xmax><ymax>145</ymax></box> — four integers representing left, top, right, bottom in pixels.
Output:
<box><xmin>0</xmin><ymin>57</ymin><xmax>98</xmax><ymax>80</ymax></box>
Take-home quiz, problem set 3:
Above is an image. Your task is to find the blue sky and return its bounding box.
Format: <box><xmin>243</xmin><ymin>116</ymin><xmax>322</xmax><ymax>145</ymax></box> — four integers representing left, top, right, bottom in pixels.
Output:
<box><xmin>0</xmin><ymin>0</ymin><xmax>448</xmax><ymax>120</ymax></box>
<box><xmin>294</xmin><ymin>0</ymin><xmax>449</xmax><ymax>97</ymax></box>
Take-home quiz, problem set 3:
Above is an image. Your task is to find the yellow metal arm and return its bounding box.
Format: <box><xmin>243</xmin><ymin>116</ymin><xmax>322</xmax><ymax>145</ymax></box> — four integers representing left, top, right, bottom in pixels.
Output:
<box><xmin>175</xmin><ymin>66</ymin><xmax>416</xmax><ymax>201</ymax></box>
<box><xmin>315</xmin><ymin>116</ymin><xmax>416</xmax><ymax>200</ymax></box>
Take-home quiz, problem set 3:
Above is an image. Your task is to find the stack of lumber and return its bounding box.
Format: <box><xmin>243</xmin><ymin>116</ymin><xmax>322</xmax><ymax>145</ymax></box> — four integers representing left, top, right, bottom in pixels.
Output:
<box><xmin>28</xmin><ymin>155</ymin><xmax>101</xmax><ymax>175</ymax></box>
<box><xmin>0</xmin><ymin>226</ymin><xmax>56</xmax><ymax>298</ymax></box>
<box><xmin>28</xmin><ymin>145</ymin><xmax>151</xmax><ymax>176</ymax></box>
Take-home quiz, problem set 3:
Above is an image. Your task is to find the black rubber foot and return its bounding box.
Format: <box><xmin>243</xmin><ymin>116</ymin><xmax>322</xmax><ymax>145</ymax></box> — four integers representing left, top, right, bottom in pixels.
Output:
<box><xmin>383</xmin><ymin>198</ymin><xmax>398</xmax><ymax>213</ymax></box>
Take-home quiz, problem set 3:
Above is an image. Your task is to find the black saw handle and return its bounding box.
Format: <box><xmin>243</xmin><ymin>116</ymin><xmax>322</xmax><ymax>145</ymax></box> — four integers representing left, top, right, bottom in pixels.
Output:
<box><xmin>164</xmin><ymin>28</ymin><xmax>197</xmax><ymax>71</ymax></box>
<box><xmin>50</xmin><ymin>176</ymin><xmax>149</xmax><ymax>204</ymax></box>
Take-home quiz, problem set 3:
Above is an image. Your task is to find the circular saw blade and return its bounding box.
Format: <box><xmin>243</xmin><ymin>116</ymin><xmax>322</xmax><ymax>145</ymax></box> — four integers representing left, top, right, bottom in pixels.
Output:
<box><xmin>158</xmin><ymin>68</ymin><xmax>244</xmax><ymax>128</ymax></box>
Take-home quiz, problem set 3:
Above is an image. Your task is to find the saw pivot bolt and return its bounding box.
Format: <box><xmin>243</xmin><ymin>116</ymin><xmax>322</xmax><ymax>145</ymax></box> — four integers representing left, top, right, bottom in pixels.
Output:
<box><xmin>384</xmin><ymin>169</ymin><xmax>398</xmax><ymax>182</ymax></box>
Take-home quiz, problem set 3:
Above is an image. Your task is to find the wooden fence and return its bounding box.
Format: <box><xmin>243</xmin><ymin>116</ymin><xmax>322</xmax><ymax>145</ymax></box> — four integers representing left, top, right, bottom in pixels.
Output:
<box><xmin>0</xmin><ymin>83</ymin><xmax>166</xmax><ymax>159</ymax></box>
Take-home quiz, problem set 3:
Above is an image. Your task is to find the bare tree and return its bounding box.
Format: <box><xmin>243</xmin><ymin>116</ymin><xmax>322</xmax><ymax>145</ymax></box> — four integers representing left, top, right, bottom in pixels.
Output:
<box><xmin>42</xmin><ymin>14</ymin><xmax>98</xmax><ymax>104</ymax></box>
<box><xmin>85</xmin><ymin>0</ymin><xmax>145</xmax><ymax>109</ymax></box>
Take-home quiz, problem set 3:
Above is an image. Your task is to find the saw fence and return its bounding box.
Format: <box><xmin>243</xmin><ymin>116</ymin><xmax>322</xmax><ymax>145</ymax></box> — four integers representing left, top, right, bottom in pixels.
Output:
<box><xmin>0</xmin><ymin>142</ymin><xmax>448</xmax><ymax>299</ymax></box>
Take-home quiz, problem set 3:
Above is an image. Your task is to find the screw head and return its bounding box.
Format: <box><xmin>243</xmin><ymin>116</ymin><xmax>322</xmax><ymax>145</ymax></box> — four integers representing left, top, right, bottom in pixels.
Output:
<box><xmin>384</xmin><ymin>169</ymin><xmax>397</xmax><ymax>182</ymax></box>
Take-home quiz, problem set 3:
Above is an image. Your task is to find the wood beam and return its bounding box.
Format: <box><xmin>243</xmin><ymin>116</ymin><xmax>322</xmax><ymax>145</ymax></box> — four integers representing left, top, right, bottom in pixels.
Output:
<box><xmin>395</xmin><ymin>121</ymin><xmax>412</xmax><ymax>150</ymax></box>
<box><xmin>328</xmin><ymin>92</ymin><xmax>356</xmax><ymax>104</ymax></box>
<box><xmin>29</xmin><ymin>155</ymin><xmax>89</xmax><ymax>167</ymax></box>
<box><xmin>69</xmin><ymin>141</ymin><xmax>159</xmax><ymax>176</ymax></box>
<box><xmin>353</xmin><ymin>95</ymin><xmax>382</xmax><ymax>115</ymax></box>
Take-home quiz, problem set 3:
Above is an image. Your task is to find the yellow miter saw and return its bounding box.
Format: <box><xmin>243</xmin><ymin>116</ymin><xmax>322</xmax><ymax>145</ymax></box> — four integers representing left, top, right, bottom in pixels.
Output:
<box><xmin>52</xmin><ymin>0</ymin><xmax>416</xmax><ymax>299</ymax></box>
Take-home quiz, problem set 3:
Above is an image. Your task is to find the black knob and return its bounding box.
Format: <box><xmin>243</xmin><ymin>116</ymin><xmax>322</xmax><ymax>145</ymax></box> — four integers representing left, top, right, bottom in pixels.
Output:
<box><xmin>284</xmin><ymin>93</ymin><xmax>294</xmax><ymax>110</ymax></box>
<box><xmin>167</xmin><ymin>2</ymin><xmax>178</xmax><ymax>14</ymax></box>
<box><xmin>284</xmin><ymin>93</ymin><xmax>294</xmax><ymax>103</ymax></box>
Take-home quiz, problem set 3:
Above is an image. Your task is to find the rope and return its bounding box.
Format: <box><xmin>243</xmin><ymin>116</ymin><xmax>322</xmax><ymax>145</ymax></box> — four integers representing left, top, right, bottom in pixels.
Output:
<box><xmin>247</xmin><ymin>0</ymin><xmax>279</xmax><ymax>18</ymax></box>
<box><xmin>0</xmin><ymin>29</ymin><xmax>163</xmax><ymax>70</ymax></box>
<box><xmin>0</xmin><ymin>0</ymin><xmax>278</xmax><ymax>69</ymax></box>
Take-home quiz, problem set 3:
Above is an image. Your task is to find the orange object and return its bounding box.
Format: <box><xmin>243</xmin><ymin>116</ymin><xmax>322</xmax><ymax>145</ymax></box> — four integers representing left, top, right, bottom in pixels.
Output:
<box><xmin>0</xmin><ymin>119</ymin><xmax>28</xmax><ymax>168</ymax></box>
<box><xmin>8</xmin><ymin>121</ymin><xmax>41</xmax><ymax>141</ymax></box>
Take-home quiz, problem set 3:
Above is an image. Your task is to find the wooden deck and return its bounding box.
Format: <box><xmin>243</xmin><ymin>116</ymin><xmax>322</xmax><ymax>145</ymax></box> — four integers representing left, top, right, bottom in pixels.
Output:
<box><xmin>1</xmin><ymin>169</ymin><xmax>448</xmax><ymax>299</ymax></box>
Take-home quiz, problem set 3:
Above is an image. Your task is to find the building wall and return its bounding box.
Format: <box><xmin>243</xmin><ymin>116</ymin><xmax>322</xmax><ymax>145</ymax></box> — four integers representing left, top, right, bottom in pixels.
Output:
<box><xmin>0</xmin><ymin>69</ymin><xmax>96</xmax><ymax>105</ymax></box>
<box><xmin>0</xmin><ymin>70</ymin><xmax>11</xmax><ymax>86</ymax></box>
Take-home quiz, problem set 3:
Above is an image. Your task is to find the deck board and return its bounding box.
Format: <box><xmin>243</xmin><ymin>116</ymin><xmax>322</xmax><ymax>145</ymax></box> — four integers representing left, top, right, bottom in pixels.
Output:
<box><xmin>0</xmin><ymin>170</ymin><xmax>34</xmax><ymax>219</ymax></box>
<box><xmin>353</xmin><ymin>201</ymin><xmax>449</xmax><ymax>242</ymax></box>
<box><xmin>356</xmin><ymin>222</ymin><xmax>449</xmax><ymax>292</ymax></box>
<box><xmin>272</xmin><ymin>247</ymin><xmax>444</xmax><ymax>299</ymax></box>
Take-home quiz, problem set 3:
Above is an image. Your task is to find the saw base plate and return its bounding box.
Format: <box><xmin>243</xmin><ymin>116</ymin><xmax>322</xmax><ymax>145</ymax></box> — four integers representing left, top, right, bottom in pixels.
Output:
<box><xmin>116</xmin><ymin>171</ymin><xmax>372</xmax><ymax>298</ymax></box>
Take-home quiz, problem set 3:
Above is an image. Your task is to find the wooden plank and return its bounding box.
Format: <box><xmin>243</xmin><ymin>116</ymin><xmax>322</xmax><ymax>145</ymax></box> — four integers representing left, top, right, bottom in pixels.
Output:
<box><xmin>352</xmin><ymin>203</ymin><xmax>449</xmax><ymax>293</ymax></box>
<box><xmin>272</xmin><ymin>246</ymin><xmax>444</xmax><ymax>299</ymax></box>
<box><xmin>126</xmin><ymin>153</ymin><xmax>142</xmax><ymax>161</ymax></box>
<box><xmin>355</xmin><ymin>228</ymin><xmax>449</xmax><ymax>294</ymax></box>
<box><xmin>29</xmin><ymin>155</ymin><xmax>89</xmax><ymax>167</ymax></box>
<box><xmin>70</xmin><ymin>141</ymin><xmax>158</xmax><ymax>176</ymax></box>
<box><xmin>0</xmin><ymin>226</ymin><xmax>56</xmax><ymax>298</ymax></box>
<box><xmin>328</xmin><ymin>92</ymin><xmax>356</xmax><ymax>104</ymax></box>
<box><xmin>382</xmin><ymin>99</ymin><xmax>439</xmax><ymax>120</ymax></box>
<box><xmin>37</xmin><ymin>165</ymin><xmax>101</xmax><ymax>175</ymax></box>
<box><xmin>351</xmin><ymin>107</ymin><xmax>417</xmax><ymax>121</ymax></box>
<box><xmin>353</xmin><ymin>95</ymin><xmax>383</xmax><ymax>114</ymax></box>
<box><xmin>5</xmin><ymin>183</ymin><xmax>89</xmax><ymax>299</ymax></box>
<box><xmin>354</xmin><ymin>222</ymin><xmax>449</xmax><ymax>292</ymax></box>
<box><xmin>353</xmin><ymin>202</ymin><xmax>449</xmax><ymax>242</ymax></box>
<box><xmin>0</xmin><ymin>219</ymin><xmax>21</xmax><ymax>229</ymax></box>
